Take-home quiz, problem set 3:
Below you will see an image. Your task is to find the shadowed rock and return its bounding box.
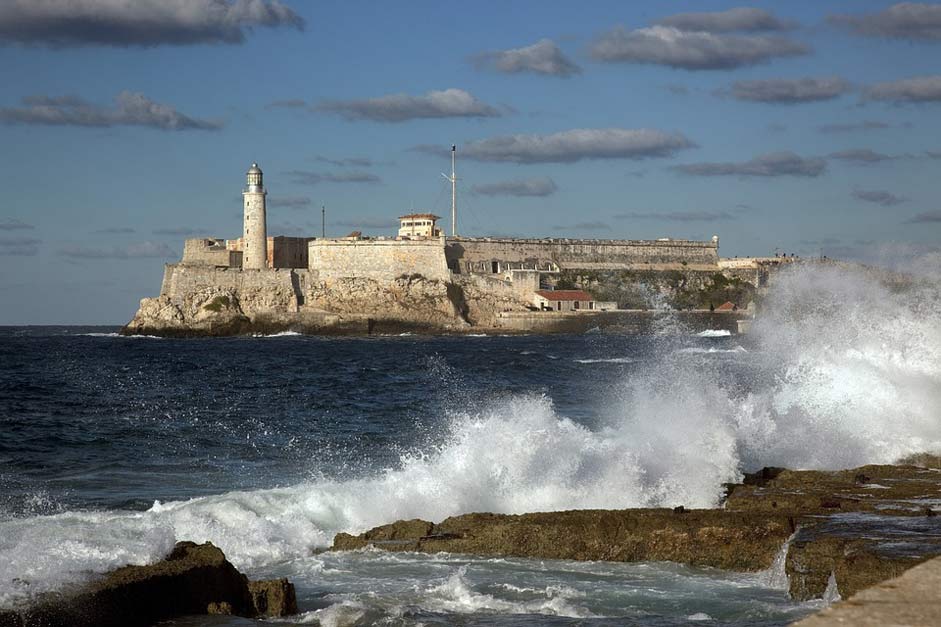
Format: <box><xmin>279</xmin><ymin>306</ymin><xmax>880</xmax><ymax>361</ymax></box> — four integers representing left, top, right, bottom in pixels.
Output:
<box><xmin>334</xmin><ymin>463</ymin><xmax>941</xmax><ymax>602</ymax></box>
<box><xmin>0</xmin><ymin>541</ymin><xmax>297</xmax><ymax>627</ymax></box>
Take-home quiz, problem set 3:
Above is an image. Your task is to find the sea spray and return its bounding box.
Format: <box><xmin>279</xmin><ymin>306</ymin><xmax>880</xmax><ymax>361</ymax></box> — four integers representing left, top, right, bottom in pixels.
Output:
<box><xmin>2</xmin><ymin>263</ymin><xmax>940</xmax><ymax>608</ymax></box>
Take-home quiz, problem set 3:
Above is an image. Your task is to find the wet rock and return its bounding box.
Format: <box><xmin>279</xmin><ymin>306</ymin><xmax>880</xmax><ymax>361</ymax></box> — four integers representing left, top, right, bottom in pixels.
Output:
<box><xmin>334</xmin><ymin>510</ymin><xmax>797</xmax><ymax>572</ymax></box>
<box><xmin>0</xmin><ymin>541</ymin><xmax>296</xmax><ymax>627</ymax></box>
<box><xmin>333</xmin><ymin>463</ymin><xmax>941</xmax><ymax>602</ymax></box>
<box><xmin>248</xmin><ymin>578</ymin><xmax>298</xmax><ymax>617</ymax></box>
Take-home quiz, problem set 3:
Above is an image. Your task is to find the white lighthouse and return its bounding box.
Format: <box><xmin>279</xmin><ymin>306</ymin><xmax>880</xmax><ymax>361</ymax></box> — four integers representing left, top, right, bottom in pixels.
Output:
<box><xmin>242</xmin><ymin>162</ymin><xmax>267</xmax><ymax>270</ymax></box>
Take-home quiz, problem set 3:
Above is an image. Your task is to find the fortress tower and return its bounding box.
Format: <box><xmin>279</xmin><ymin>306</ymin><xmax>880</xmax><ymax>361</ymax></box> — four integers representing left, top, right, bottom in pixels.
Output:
<box><xmin>242</xmin><ymin>162</ymin><xmax>267</xmax><ymax>270</ymax></box>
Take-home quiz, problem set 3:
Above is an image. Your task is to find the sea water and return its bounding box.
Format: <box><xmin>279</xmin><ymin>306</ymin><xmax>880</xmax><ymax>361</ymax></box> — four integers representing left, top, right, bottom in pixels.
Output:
<box><xmin>1</xmin><ymin>264</ymin><xmax>940</xmax><ymax>625</ymax></box>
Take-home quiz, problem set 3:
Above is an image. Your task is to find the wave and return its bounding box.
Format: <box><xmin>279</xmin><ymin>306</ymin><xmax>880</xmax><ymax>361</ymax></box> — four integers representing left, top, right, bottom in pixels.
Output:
<box><xmin>676</xmin><ymin>346</ymin><xmax>748</xmax><ymax>354</ymax></box>
<box><xmin>3</xmin><ymin>263</ymin><xmax>940</xmax><ymax>607</ymax></box>
<box><xmin>574</xmin><ymin>357</ymin><xmax>636</xmax><ymax>364</ymax></box>
<box><xmin>696</xmin><ymin>329</ymin><xmax>732</xmax><ymax>337</ymax></box>
<box><xmin>253</xmin><ymin>331</ymin><xmax>303</xmax><ymax>338</ymax></box>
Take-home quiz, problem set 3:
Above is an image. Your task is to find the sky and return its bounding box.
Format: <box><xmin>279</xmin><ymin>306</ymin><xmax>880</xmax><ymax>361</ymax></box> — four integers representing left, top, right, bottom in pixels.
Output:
<box><xmin>1</xmin><ymin>0</ymin><xmax>940</xmax><ymax>324</ymax></box>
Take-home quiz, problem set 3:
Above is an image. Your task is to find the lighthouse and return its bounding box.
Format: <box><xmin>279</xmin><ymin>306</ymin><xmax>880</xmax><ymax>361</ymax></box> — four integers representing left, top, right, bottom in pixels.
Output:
<box><xmin>242</xmin><ymin>162</ymin><xmax>267</xmax><ymax>270</ymax></box>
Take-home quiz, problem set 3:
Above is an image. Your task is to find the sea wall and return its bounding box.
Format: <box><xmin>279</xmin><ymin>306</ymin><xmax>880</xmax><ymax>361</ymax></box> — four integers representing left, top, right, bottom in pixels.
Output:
<box><xmin>308</xmin><ymin>238</ymin><xmax>450</xmax><ymax>282</ymax></box>
<box><xmin>446</xmin><ymin>238</ymin><xmax>719</xmax><ymax>274</ymax></box>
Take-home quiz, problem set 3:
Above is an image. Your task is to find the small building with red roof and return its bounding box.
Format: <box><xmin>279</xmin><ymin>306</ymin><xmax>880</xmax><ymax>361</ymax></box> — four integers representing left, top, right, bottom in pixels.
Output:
<box><xmin>533</xmin><ymin>289</ymin><xmax>595</xmax><ymax>312</ymax></box>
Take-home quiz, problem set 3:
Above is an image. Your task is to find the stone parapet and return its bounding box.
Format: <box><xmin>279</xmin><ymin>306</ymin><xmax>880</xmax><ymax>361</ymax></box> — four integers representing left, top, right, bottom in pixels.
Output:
<box><xmin>308</xmin><ymin>237</ymin><xmax>450</xmax><ymax>282</ymax></box>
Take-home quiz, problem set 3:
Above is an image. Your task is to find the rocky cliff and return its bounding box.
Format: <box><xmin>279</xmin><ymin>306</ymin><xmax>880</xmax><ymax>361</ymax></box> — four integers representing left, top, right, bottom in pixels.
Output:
<box><xmin>122</xmin><ymin>265</ymin><xmax>532</xmax><ymax>337</ymax></box>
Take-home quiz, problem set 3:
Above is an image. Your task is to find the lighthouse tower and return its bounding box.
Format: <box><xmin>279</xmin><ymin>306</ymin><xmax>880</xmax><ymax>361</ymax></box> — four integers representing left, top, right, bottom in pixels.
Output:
<box><xmin>242</xmin><ymin>162</ymin><xmax>267</xmax><ymax>270</ymax></box>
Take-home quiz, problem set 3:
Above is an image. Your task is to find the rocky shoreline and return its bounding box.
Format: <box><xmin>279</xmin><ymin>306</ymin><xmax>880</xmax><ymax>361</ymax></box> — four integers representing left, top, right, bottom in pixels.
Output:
<box><xmin>0</xmin><ymin>542</ymin><xmax>296</xmax><ymax>627</ymax></box>
<box><xmin>335</xmin><ymin>461</ymin><xmax>941</xmax><ymax>603</ymax></box>
<box><xmin>3</xmin><ymin>460</ymin><xmax>937</xmax><ymax>624</ymax></box>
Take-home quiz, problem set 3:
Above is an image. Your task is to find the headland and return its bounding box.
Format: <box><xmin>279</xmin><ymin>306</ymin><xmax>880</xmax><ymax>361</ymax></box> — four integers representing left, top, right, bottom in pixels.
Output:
<box><xmin>123</xmin><ymin>162</ymin><xmax>795</xmax><ymax>337</ymax></box>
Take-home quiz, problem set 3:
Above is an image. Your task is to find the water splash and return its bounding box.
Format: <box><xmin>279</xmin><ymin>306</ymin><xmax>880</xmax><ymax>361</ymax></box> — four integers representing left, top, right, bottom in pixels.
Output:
<box><xmin>2</xmin><ymin>263</ymin><xmax>940</xmax><ymax>607</ymax></box>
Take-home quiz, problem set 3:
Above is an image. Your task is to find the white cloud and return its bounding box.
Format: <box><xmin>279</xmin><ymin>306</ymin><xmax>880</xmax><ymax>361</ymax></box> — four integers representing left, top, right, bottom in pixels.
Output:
<box><xmin>589</xmin><ymin>25</ymin><xmax>807</xmax><ymax>70</ymax></box>
<box><xmin>0</xmin><ymin>92</ymin><xmax>221</xmax><ymax>130</ymax></box>
<box><xmin>0</xmin><ymin>0</ymin><xmax>303</xmax><ymax>47</ymax></box>
<box><xmin>418</xmin><ymin>128</ymin><xmax>694</xmax><ymax>164</ymax></box>
<box><xmin>317</xmin><ymin>89</ymin><xmax>500</xmax><ymax>123</ymax></box>
<box><xmin>474</xmin><ymin>39</ymin><xmax>581</xmax><ymax>77</ymax></box>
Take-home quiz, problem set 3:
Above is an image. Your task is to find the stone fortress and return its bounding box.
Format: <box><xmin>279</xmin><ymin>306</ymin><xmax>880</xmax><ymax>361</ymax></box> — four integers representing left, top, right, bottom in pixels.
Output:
<box><xmin>124</xmin><ymin>163</ymin><xmax>794</xmax><ymax>336</ymax></box>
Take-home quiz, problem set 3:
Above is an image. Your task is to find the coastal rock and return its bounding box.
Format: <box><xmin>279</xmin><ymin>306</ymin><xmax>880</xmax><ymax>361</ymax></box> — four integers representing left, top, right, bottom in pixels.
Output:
<box><xmin>0</xmin><ymin>541</ymin><xmax>296</xmax><ymax>627</ymax></box>
<box><xmin>334</xmin><ymin>510</ymin><xmax>797</xmax><ymax>571</ymax></box>
<box><xmin>333</xmin><ymin>463</ymin><xmax>941</xmax><ymax>602</ymax></box>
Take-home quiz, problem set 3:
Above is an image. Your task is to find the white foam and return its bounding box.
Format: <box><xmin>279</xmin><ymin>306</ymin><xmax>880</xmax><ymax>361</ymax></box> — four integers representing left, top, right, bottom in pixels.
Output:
<box><xmin>254</xmin><ymin>331</ymin><xmax>303</xmax><ymax>338</ymax></box>
<box><xmin>3</xmin><ymin>264</ymin><xmax>940</xmax><ymax>607</ymax></box>
<box><xmin>696</xmin><ymin>329</ymin><xmax>732</xmax><ymax>337</ymax></box>
<box><xmin>574</xmin><ymin>357</ymin><xmax>636</xmax><ymax>364</ymax></box>
<box><xmin>419</xmin><ymin>566</ymin><xmax>593</xmax><ymax>618</ymax></box>
<box><xmin>676</xmin><ymin>346</ymin><xmax>748</xmax><ymax>354</ymax></box>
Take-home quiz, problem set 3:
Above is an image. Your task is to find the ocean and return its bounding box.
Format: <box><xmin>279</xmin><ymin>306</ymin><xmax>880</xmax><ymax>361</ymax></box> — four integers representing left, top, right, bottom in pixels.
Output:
<box><xmin>1</xmin><ymin>265</ymin><xmax>939</xmax><ymax>625</ymax></box>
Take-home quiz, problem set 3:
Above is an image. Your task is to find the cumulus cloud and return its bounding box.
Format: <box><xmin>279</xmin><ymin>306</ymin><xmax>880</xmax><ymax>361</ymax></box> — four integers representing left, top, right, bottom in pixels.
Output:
<box><xmin>852</xmin><ymin>189</ymin><xmax>909</xmax><ymax>206</ymax></box>
<box><xmin>614</xmin><ymin>211</ymin><xmax>734</xmax><ymax>222</ymax></box>
<box><xmin>0</xmin><ymin>236</ymin><xmax>40</xmax><ymax>256</ymax></box>
<box><xmin>589</xmin><ymin>25</ymin><xmax>807</xmax><ymax>70</ymax></box>
<box><xmin>417</xmin><ymin>128</ymin><xmax>694</xmax><ymax>164</ymax></box>
<box><xmin>818</xmin><ymin>120</ymin><xmax>892</xmax><ymax>133</ymax></box>
<box><xmin>0</xmin><ymin>218</ymin><xmax>34</xmax><ymax>231</ymax></box>
<box><xmin>471</xmin><ymin>178</ymin><xmax>558</xmax><ymax>197</ymax></box>
<box><xmin>268</xmin><ymin>196</ymin><xmax>312</xmax><ymax>209</ymax></box>
<box><xmin>723</xmin><ymin>77</ymin><xmax>852</xmax><ymax>103</ymax></box>
<box><xmin>656</xmin><ymin>7</ymin><xmax>794</xmax><ymax>33</ymax></box>
<box><xmin>0</xmin><ymin>92</ymin><xmax>221</xmax><ymax>130</ymax></box>
<box><xmin>316</xmin><ymin>88</ymin><xmax>500</xmax><ymax>122</ymax></box>
<box><xmin>673</xmin><ymin>151</ymin><xmax>826</xmax><ymax>177</ymax></box>
<box><xmin>59</xmin><ymin>241</ymin><xmax>176</xmax><ymax>259</ymax></box>
<box><xmin>287</xmin><ymin>170</ymin><xmax>382</xmax><ymax>185</ymax></box>
<box><xmin>552</xmin><ymin>221</ymin><xmax>610</xmax><ymax>231</ymax></box>
<box><xmin>864</xmin><ymin>76</ymin><xmax>941</xmax><ymax>104</ymax></box>
<box><xmin>473</xmin><ymin>39</ymin><xmax>581</xmax><ymax>77</ymax></box>
<box><xmin>0</xmin><ymin>0</ymin><xmax>303</xmax><ymax>47</ymax></box>
<box><xmin>828</xmin><ymin>148</ymin><xmax>896</xmax><ymax>164</ymax></box>
<box><xmin>905</xmin><ymin>210</ymin><xmax>941</xmax><ymax>223</ymax></box>
<box><xmin>829</xmin><ymin>3</ymin><xmax>941</xmax><ymax>41</ymax></box>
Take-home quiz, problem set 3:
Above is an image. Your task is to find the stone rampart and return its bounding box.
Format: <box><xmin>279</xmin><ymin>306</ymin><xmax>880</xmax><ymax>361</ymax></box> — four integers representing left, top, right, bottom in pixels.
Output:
<box><xmin>445</xmin><ymin>237</ymin><xmax>719</xmax><ymax>274</ymax></box>
<box><xmin>160</xmin><ymin>264</ymin><xmax>305</xmax><ymax>313</ymax></box>
<box><xmin>181</xmin><ymin>238</ymin><xmax>241</xmax><ymax>267</ymax></box>
<box><xmin>308</xmin><ymin>238</ymin><xmax>450</xmax><ymax>283</ymax></box>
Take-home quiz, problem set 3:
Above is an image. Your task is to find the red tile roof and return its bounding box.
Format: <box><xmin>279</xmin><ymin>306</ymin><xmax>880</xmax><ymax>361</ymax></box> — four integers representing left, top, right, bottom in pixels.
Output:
<box><xmin>535</xmin><ymin>290</ymin><xmax>594</xmax><ymax>301</ymax></box>
<box><xmin>715</xmin><ymin>301</ymin><xmax>736</xmax><ymax>311</ymax></box>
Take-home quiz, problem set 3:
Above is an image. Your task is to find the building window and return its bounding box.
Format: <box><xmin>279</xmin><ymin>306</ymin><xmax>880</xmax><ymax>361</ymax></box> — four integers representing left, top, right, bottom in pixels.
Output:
<box><xmin>556</xmin><ymin>302</ymin><xmax>561</xmax><ymax>311</ymax></box>
<box><xmin>574</xmin><ymin>301</ymin><xmax>579</xmax><ymax>310</ymax></box>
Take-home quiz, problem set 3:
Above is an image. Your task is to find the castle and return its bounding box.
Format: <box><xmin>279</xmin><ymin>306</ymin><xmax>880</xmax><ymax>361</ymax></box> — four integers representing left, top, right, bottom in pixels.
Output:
<box><xmin>125</xmin><ymin>163</ymin><xmax>790</xmax><ymax>336</ymax></box>
<box><xmin>178</xmin><ymin>163</ymin><xmax>728</xmax><ymax>290</ymax></box>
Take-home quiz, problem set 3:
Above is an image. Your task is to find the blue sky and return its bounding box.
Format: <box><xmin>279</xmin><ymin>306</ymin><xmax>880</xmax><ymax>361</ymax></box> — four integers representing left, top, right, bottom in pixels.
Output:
<box><xmin>1</xmin><ymin>0</ymin><xmax>940</xmax><ymax>324</ymax></box>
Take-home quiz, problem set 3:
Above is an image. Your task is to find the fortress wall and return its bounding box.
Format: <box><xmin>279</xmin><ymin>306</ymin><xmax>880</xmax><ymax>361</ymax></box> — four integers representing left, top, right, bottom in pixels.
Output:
<box><xmin>181</xmin><ymin>238</ymin><xmax>241</xmax><ymax>267</ymax></box>
<box><xmin>308</xmin><ymin>238</ymin><xmax>450</xmax><ymax>283</ymax></box>
<box><xmin>159</xmin><ymin>264</ymin><xmax>303</xmax><ymax>312</ymax></box>
<box><xmin>445</xmin><ymin>238</ymin><xmax>719</xmax><ymax>274</ymax></box>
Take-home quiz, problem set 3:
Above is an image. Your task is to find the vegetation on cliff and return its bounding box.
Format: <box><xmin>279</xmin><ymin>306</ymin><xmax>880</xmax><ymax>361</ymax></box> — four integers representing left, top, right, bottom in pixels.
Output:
<box><xmin>554</xmin><ymin>269</ymin><xmax>757</xmax><ymax>309</ymax></box>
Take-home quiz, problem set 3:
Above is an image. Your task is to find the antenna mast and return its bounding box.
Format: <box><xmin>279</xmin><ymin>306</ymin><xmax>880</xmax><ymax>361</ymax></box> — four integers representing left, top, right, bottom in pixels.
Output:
<box><xmin>442</xmin><ymin>144</ymin><xmax>457</xmax><ymax>237</ymax></box>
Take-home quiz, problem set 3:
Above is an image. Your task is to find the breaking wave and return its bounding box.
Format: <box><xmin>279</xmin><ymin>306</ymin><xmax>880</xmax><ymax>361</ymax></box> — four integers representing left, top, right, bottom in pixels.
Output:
<box><xmin>2</xmin><ymin>263</ymin><xmax>940</xmax><ymax>607</ymax></box>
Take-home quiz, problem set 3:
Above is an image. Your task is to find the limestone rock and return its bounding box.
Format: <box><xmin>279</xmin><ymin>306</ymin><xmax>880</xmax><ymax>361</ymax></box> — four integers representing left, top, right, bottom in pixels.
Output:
<box><xmin>0</xmin><ymin>541</ymin><xmax>297</xmax><ymax>627</ymax></box>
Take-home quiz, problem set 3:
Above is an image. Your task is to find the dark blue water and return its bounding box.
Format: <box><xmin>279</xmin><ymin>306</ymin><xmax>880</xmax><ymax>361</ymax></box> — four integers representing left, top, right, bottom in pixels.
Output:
<box><xmin>0</xmin><ymin>326</ymin><xmax>824</xmax><ymax>624</ymax></box>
